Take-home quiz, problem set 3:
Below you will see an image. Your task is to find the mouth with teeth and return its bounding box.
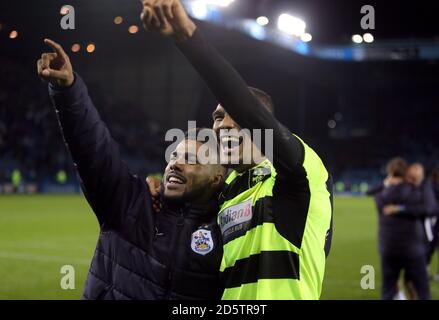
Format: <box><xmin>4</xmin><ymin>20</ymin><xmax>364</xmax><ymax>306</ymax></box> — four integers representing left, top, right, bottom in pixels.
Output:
<box><xmin>219</xmin><ymin>134</ymin><xmax>243</xmax><ymax>156</ymax></box>
<box><xmin>165</xmin><ymin>172</ymin><xmax>187</xmax><ymax>190</ymax></box>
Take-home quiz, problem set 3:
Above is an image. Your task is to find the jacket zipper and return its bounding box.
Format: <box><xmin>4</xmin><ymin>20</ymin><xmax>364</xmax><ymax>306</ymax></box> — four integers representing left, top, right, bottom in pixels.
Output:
<box><xmin>164</xmin><ymin>209</ymin><xmax>185</xmax><ymax>299</ymax></box>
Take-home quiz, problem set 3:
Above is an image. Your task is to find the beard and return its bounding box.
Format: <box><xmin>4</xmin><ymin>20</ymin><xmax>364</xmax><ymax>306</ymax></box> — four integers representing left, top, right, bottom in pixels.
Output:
<box><xmin>180</xmin><ymin>180</ymin><xmax>213</xmax><ymax>204</ymax></box>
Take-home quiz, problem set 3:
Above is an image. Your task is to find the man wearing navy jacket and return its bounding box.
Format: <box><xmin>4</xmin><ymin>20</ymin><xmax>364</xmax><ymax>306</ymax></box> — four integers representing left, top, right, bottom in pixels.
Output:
<box><xmin>37</xmin><ymin>39</ymin><xmax>226</xmax><ymax>300</ymax></box>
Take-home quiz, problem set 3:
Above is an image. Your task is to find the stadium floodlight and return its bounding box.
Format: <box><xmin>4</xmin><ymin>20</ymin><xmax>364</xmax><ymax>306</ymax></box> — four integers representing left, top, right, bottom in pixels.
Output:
<box><xmin>277</xmin><ymin>13</ymin><xmax>306</xmax><ymax>36</ymax></box>
<box><xmin>244</xmin><ymin>20</ymin><xmax>266</xmax><ymax>40</ymax></box>
<box><xmin>128</xmin><ymin>25</ymin><xmax>139</xmax><ymax>34</ymax></box>
<box><xmin>9</xmin><ymin>30</ymin><xmax>18</xmax><ymax>39</ymax></box>
<box><xmin>203</xmin><ymin>0</ymin><xmax>235</xmax><ymax>7</ymax></box>
<box><xmin>190</xmin><ymin>0</ymin><xmax>209</xmax><ymax>20</ymax></box>
<box><xmin>300</xmin><ymin>32</ymin><xmax>312</xmax><ymax>42</ymax></box>
<box><xmin>86</xmin><ymin>43</ymin><xmax>96</xmax><ymax>53</ymax></box>
<box><xmin>327</xmin><ymin>120</ymin><xmax>336</xmax><ymax>129</ymax></box>
<box><xmin>114</xmin><ymin>16</ymin><xmax>123</xmax><ymax>25</ymax></box>
<box><xmin>71</xmin><ymin>43</ymin><xmax>81</xmax><ymax>53</ymax></box>
<box><xmin>60</xmin><ymin>6</ymin><xmax>70</xmax><ymax>15</ymax></box>
<box><xmin>363</xmin><ymin>33</ymin><xmax>374</xmax><ymax>43</ymax></box>
<box><xmin>256</xmin><ymin>16</ymin><xmax>269</xmax><ymax>26</ymax></box>
<box><xmin>352</xmin><ymin>34</ymin><xmax>363</xmax><ymax>44</ymax></box>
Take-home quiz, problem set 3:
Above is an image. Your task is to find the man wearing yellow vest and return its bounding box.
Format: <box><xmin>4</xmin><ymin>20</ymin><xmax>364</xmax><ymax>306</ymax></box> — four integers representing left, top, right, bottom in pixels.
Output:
<box><xmin>141</xmin><ymin>0</ymin><xmax>333</xmax><ymax>300</ymax></box>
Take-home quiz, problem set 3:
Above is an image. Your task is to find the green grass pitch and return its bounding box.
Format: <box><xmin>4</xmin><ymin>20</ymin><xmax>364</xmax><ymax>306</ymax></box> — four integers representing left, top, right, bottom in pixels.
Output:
<box><xmin>0</xmin><ymin>195</ymin><xmax>438</xmax><ymax>299</ymax></box>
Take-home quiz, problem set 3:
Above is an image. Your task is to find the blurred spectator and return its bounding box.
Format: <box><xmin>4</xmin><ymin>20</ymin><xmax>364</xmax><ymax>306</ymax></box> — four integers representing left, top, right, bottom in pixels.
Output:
<box><xmin>369</xmin><ymin>159</ymin><xmax>436</xmax><ymax>300</ymax></box>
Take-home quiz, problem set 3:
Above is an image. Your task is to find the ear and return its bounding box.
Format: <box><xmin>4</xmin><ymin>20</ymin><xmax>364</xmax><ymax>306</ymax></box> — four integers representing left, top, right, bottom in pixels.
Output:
<box><xmin>211</xmin><ymin>173</ymin><xmax>221</xmax><ymax>187</ymax></box>
<box><xmin>211</xmin><ymin>170</ymin><xmax>225</xmax><ymax>189</ymax></box>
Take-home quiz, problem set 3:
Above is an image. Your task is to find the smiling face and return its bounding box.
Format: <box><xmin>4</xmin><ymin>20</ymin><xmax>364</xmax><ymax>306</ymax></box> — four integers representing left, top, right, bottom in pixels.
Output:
<box><xmin>212</xmin><ymin>105</ymin><xmax>260</xmax><ymax>170</ymax></box>
<box><xmin>163</xmin><ymin>139</ymin><xmax>225</xmax><ymax>204</ymax></box>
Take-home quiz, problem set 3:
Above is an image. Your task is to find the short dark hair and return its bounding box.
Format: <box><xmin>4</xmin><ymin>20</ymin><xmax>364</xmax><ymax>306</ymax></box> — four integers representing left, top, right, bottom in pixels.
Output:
<box><xmin>248</xmin><ymin>87</ymin><xmax>275</xmax><ymax>114</ymax></box>
<box><xmin>386</xmin><ymin>157</ymin><xmax>408</xmax><ymax>177</ymax></box>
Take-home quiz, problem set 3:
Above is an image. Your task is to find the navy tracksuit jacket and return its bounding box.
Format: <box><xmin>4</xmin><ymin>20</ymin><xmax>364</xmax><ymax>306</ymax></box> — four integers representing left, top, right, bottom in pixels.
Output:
<box><xmin>49</xmin><ymin>74</ymin><xmax>224</xmax><ymax>300</ymax></box>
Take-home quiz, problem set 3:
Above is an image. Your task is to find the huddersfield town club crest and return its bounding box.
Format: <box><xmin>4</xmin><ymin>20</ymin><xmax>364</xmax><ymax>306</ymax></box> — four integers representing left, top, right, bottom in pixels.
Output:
<box><xmin>191</xmin><ymin>229</ymin><xmax>214</xmax><ymax>255</ymax></box>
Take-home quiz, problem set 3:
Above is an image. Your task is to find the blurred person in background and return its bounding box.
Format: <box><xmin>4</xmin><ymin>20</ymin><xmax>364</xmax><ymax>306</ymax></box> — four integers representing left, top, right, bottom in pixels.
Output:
<box><xmin>366</xmin><ymin>157</ymin><xmax>407</xmax><ymax>197</ymax></box>
<box><xmin>379</xmin><ymin>162</ymin><xmax>437</xmax><ymax>300</ymax></box>
<box><xmin>384</xmin><ymin>164</ymin><xmax>439</xmax><ymax>261</ymax></box>
<box><xmin>367</xmin><ymin>157</ymin><xmax>408</xmax><ymax>299</ymax></box>
<box><xmin>11</xmin><ymin>168</ymin><xmax>22</xmax><ymax>193</ymax></box>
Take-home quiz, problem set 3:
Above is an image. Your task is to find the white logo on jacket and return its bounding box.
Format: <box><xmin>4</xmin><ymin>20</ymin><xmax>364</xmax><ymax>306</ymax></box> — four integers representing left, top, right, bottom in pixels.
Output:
<box><xmin>191</xmin><ymin>229</ymin><xmax>214</xmax><ymax>255</ymax></box>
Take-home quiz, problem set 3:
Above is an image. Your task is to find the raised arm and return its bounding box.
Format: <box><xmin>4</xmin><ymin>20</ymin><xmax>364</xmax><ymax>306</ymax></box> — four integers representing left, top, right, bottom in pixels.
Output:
<box><xmin>37</xmin><ymin>39</ymin><xmax>144</xmax><ymax>227</ymax></box>
<box><xmin>140</xmin><ymin>0</ymin><xmax>304</xmax><ymax>174</ymax></box>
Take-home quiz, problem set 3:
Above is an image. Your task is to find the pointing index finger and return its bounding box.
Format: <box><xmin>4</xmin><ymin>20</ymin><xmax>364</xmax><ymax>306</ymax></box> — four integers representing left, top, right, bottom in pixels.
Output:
<box><xmin>44</xmin><ymin>38</ymin><xmax>68</xmax><ymax>59</ymax></box>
